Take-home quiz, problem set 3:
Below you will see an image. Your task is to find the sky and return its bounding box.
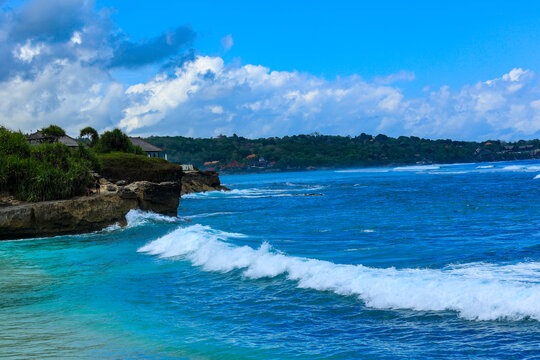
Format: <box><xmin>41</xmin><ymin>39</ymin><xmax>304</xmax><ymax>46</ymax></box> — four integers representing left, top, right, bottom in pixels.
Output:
<box><xmin>1</xmin><ymin>0</ymin><xmax>540</xmax><ymax>140</ymax></box>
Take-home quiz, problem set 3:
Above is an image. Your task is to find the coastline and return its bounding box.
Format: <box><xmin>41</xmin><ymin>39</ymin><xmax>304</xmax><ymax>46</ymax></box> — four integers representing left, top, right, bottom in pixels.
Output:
<box><xmin>0</xmin><ymin>169</ymin><xmax>228</xmax><ymax>241</ymax></box>
<box><xmin>216</xmin><ymin>158</ymin><xmax>539</xmax><ymax>175</ymax></box>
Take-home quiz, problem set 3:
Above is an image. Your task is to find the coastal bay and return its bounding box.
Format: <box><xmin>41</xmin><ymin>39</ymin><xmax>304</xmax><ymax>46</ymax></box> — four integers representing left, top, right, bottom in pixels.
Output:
<box><xmin>1</xmin><ymin>160</ymin><xmax>539</xmax><ymax>359</ymax></box>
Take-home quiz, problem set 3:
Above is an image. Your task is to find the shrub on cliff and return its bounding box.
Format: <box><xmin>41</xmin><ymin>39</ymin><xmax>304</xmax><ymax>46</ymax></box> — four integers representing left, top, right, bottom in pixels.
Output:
<box><xmin>41</xmin><ymin>124</ymin><xmax>66</xmax><ymax>138</ymax></box>
<box><xmin>94</xmin><ymin>129</ymin><xmax>145</xmax><ymax>155</ymax></box>
<box><xmin>97</xmin><ymin>152</ymin><xmax>182</xmax><ymax>183</ymax></box>
<box><xmin>80</xmin><ymin>127</ymin><xmax>99</xmax><ymax>147</ymax></box>
<box><xmin>0</xmin><ymin>127</ymin><xmax>96</xmax><ymax>202</ymax></box>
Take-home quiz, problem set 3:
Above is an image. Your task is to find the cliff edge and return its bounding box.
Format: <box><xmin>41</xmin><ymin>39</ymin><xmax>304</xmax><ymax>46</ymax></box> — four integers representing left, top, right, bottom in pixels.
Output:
<box><xmin>0</xmin><ymin>181</ymin><xmax>181</xmax><ymax>240</ymax></box>
<box><xmin>181</xmin><ymin>170</ymin><xmax>229</xmax><ymax>195</ymax></box>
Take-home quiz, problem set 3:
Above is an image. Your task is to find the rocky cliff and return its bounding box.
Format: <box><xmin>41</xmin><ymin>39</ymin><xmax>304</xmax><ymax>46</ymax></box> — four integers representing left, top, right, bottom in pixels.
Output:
<box><xmin>0</xmin><ymin>166</ymin><xmax>229</xmax><ymax>240</ymax></box>
<box><xmin>0</xmin><ymin>181</ymin><xmax>181</xmax><ymax>240</ymax></box>
<box><xmin>181</xmin><ymin>170</ymin><xmax>229</xmax><ymax>195</ymax></box>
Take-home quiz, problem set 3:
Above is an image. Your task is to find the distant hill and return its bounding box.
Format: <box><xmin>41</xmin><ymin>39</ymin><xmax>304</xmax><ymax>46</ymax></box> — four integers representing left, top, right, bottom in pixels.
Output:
<box><xmin>146</xmin><ymin>133</ymin><xmax>540</xmax><ymax>172</ymax></box>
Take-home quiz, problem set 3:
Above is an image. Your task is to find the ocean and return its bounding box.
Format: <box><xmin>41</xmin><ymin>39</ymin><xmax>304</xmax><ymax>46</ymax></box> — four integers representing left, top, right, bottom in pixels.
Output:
<box><xmin>1</xmin><ymin>160</ymin><xmax>540</xmax><ymax>359</ymax></box>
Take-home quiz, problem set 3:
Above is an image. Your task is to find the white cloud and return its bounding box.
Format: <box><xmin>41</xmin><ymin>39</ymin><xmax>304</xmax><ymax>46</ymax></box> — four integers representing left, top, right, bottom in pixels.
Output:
<box><xmin>13</xmin><ymin>40</ymin><xmax>45</xmax><ymax>62</ymax></box>
<box><xmin>0</xmin><ymin>60</ymin><xmax>124</xmax><ymax>135</ymax></box>
<box><xmin>1</xmin><ymin>1</ymin><xmax>539</xmax><ymax>141</ymax></box>
<box><xmin>374</xmin><ymin>70</ymin><xmax>416</xmax><ymax>84</ymax></box>
<box><xmin>118</xmin><ymin>62</ymin><xmax>540</xmax><ymax>140</ymax></box>
<box><xmin>209</xmin><ymin>105</ymin><xmax>224</xmax><ymax>114</ymax></box>
<box><xmin>70</xmin><ymin>31</ymin><xmax>82</xmax><ymax>45</ymax></box>
<box><xmin>1</xmin><ymin>42</ymin><xmax>540</xmax><ymax>141</ymax></box>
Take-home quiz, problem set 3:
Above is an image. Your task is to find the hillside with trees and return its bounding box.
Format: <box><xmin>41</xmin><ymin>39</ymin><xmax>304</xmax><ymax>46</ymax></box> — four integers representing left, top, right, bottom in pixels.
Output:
<box><xmin>0</xmin><ymin>125</ymin><xmax>181</xmax><ymax>202</ymax></box>
<box><xmin>147</xmin><ymin>133</ymin><xmax>540</xmax><ymax>172</ymax></box>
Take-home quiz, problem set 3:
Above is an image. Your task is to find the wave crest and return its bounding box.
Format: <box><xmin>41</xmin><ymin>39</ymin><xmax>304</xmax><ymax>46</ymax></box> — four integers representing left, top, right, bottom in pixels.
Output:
<box><xmin>125</xmin><ymin>209</ymin><xmax>180</xmax><ymax>227</ymax></box>
<box><xmin>183</xmin><ymin>187</ymin><xmax>323</xmax><ymax>199</ymax></box>
<box><xmin>138</xmin><ymin>225</ymin><xmax>540</xmax><ymax>321</ymax></box>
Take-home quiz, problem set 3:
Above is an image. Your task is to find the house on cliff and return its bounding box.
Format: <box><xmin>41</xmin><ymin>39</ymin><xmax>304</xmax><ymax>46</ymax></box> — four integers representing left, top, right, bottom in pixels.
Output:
<box><xmin>129</xmin><ymin>137</ymin><xmax>167</xmax><ymax>160</ymax></box>
<box><xmin>27</xmin><ymin>131</ymin><xmax>80</xmax><ymax>149</ymax></box>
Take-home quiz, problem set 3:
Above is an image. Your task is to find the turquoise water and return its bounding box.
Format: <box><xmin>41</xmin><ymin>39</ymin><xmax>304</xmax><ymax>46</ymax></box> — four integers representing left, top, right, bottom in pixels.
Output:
<box><xmin>1</xmin><ymin>160</ymin><xmax>540</xmax><ymax>359</ymax></box>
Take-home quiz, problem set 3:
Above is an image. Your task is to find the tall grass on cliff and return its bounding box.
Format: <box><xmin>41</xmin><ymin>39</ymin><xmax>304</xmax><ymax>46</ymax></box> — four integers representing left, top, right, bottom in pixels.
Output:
<box><xmin>0</xmin><ymin>127</ymin><xmax>99</xmax><ymax>202</ymax></box>
<box><xmin>97</xmin><ymin>152</ymin><xmax>182</xmax><ymax>183</ymax></box>
<box><xmin>90</xmin><ymin>128</ymin><xmax>182</xmax><ymax>183</ymax></box>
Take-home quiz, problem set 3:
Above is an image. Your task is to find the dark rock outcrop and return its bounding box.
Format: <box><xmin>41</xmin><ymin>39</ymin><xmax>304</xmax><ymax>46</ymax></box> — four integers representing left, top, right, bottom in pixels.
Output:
<box><xmin>181</xmin><ymin>170</ymin><xmax>229</xmax><ymax>195</ymax></box>
<box><xmin>0</xmin><ymin>181</ymin><xmax>181</xmax><ymax>240</ymax></box>
<box><xmin>126</xmin><ymin>181</ymin><xmax>181</xmax><ymax>216</ymax></box>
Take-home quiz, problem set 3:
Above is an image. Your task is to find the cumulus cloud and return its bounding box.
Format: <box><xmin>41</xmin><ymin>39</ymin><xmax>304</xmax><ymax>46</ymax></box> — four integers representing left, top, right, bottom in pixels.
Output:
<box><xmin>117</xmin><ymin>58</ymin><xmax>540</xmax><ymax>140</ymax></box>
<box><xmin>0</xmin><ymin>0</ymin><xmax>539</xmax><ymax>141</ymax></box>
<box><xmin>0</xmin><ymin>0</ymin><xmax>194</xmax><ymax>132</ymax></box>
<box><xmin>0</xmin><ymin>0</ymin><xmax>195</xmax><ymax>81</ymax></box>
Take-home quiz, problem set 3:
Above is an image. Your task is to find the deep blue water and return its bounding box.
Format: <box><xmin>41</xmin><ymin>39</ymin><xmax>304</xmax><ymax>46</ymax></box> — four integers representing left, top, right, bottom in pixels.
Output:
<box><xmin>1</xmin><ymin>160</ymin><xmax>540</xmax><ymax>359</ymax></box>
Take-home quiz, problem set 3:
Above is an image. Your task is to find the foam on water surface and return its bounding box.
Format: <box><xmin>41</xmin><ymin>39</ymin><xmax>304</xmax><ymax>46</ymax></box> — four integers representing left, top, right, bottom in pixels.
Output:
<box><xmin>124</xmin><ymin>209</ymin><xmax>181</xmax><ymax>227</ymax></box>
<box><xmin>139</xmin><ymin>224</ymin><xmax>540</xmax><ymax>322</ymax></box>
<box><xmin>183</xmin><ymin>186</ymin><xmax>324</xmax><ymax>199</ymax></box>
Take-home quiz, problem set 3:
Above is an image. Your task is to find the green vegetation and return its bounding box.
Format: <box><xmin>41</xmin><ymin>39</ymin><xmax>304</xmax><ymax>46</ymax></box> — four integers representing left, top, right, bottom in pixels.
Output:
<box><xmin>0</xmin><ymin>125</ymin><xmax>166</xmax><ymax>202</ymax></box>
<box><xmin>147</xmin><ymin>133</ymin><xmax>540</xmax><ymax>172</ymax></box>
<box><xmin>0</xmin><ymin>127</ymin><xmax>98</xmax><ymax>202</ymax></box>
<box><xmin>41</xmin><ymin>124</ymin><xmax>66</xmax><ymax>138</ymax></box>
<box><xmin>94</xmin><ymin>129</ymin><xmax>145</xmax><ymax>155</ymax></box>
<box><xmin>97</xmin><ymin>152</ymin><xmax>182</xmax><ymax>183</ymax></box>
<box><xmin>80</xmin><ymin>126</ymin><xmax>99</xmax><ymax>147</ymax></box>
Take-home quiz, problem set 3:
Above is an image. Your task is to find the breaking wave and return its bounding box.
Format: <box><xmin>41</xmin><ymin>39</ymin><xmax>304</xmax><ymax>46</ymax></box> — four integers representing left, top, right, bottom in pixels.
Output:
<box><xmin>96</xmin><ymin>210</ymin><xmax>180</xmax><ymax>233</ymax></box>
<box><xmin>393</xmin><ymin>165</ymin><xmax>441</xmax><ymax>171</ymax></box>
<box><xmin>183</xmin><ymin>187</ymin><xmax>323</xmax><ymax>199</ymax></box>
<box><xmin>184</xmin><ymin>212</ymin><xmax>236</xmax><ymax>219</ymax></box>
<box><xmin>335</xmin><ymin>168</ymin><xmax>391</xmax><ymax>173</ymax></box>
<box><xmin>502</xmin><ymin>165</ymin><xmax>540</xmax><ymax>172</ymax></box>
<box><xmin>139</xmin><ymin>225</ymin><xmax>540</xmax><ymax>321</ymax></box>
<box><xmin>124</xmin><ymin>209</ymin><xmax>181</xmax><ymax>227</ymax></box>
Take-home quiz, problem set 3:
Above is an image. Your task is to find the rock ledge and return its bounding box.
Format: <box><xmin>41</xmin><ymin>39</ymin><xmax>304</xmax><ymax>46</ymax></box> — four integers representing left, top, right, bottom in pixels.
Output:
<box><xmin>0</xmin><ymin>181</ymin><xmax>181</xmax><ymax>240</ymax></box>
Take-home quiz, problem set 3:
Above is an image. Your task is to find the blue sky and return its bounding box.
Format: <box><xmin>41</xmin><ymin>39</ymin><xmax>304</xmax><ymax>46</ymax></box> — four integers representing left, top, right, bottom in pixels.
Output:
<box><xmin>1</xmin><ymin>0</ymin><xmax>540</xmax><ymax>140</ymax></box>
<box><xmin>98</xmin><ymin>0</ymin><xmax>540</xmax><ymax>91</ymax></box>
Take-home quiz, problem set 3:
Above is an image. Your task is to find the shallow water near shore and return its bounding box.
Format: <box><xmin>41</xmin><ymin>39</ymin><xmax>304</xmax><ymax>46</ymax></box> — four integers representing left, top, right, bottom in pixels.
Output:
<box><xmin>1</xmin><ymin>160</ymin><xmax>540</xmax><ymax>359</ymax></box>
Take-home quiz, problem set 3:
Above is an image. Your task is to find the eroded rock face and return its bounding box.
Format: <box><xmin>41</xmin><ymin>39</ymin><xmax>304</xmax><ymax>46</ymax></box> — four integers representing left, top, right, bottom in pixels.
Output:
<box><xmin>126</xmin><ymin>181</ymin><xmax>181</xmax><ymax>216</ymax></box>
<box><xmin>181</xmin><ymin>171</ymin><xmax>229</xmax><ymax>195</ymax></box>
<box><xmin>0</xmin><ymin>181</ymin><xmax>181</xmax><ymax>240</ymax></box>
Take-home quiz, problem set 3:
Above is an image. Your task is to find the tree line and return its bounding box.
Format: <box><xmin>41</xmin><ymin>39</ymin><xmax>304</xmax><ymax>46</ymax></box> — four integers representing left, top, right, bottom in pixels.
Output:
<box><xmin>147</xmin><ymin>133</ymin><xmax>540</xmax><ymax>172</ymax></box>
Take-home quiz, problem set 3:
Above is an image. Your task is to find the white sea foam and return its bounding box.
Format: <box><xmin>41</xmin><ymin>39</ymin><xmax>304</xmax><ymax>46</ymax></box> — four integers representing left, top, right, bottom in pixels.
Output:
<box><xmin>100</xmin><ymin>223</ymin><xmax>121</xmax><ymax>232</ymax></box>
<box><xmin>139</xmin><ymin>225</ymin><xmax>540</xmax><ymax>321</ymax></box>
<box><xmin>335</xmin><ymin>168</ymin><xmax>391</xmax><ymax>173</ymax></box>
<box><xmin>428</xmin><ymin>171</ymin><xmax>468</xmax><ymax>175</ymax></box>
<box><xmin>125</xmin><ymin>209</ymin><xmax>180</xmax><ymax>227</ymax></box>
<box><xmin>183</xmin><ymin>187</ymin><xmax>323</xmax><ymax>199</ymax></box>
<box><xmin>476</xmin><ymin>165</ymin><xmax>495</xmax><ymax>169</ymax></box>
<box><xmin>94</xmin><ymin>210</ymin><xmax>180</xmax><ymax>233</ymax></box>
<box><xmin>502</xmin><ymin>165</ymin><xmax>540</xmax><ymax>172</ymax></box>
<box><xmin>393</xmin><ymin>165</ymin><xmax>441</xmax><ymax>171</ymax></box>
<box><xmin>534</xmin><ymin>174</ymin><xmax>540</xmax><ymax>180</ymax></box>
<box><xmin>184</xmin><ymin>212</ymin><xmax>235</xmax><ymax>219</ymax></box>
<box><xmin>183</xmin><ymin>189</ymin><xmax>277</xmax><ymax>199</ymax></box>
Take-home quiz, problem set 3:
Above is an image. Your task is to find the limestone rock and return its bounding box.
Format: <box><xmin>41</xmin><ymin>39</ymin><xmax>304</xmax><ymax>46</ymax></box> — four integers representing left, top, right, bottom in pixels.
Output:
<box><xmin>126</xmin><ymin>181</ymin><xmax>181</xmax><ymax>216</ymax></box>
<box><xmin>181</xmin><ymin>170</ymin><xmax>229</xmax><ymax>195</ymax></box>
<box><xmin>0</xmin><ymin>181</ymin><xmax>181</xmax><ymax>240</ymax></box>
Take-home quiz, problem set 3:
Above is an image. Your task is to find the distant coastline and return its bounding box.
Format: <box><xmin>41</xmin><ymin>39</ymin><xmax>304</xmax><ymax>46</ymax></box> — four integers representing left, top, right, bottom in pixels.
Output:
<box><xmin>146</xmin><ymin>133</ymin><xmax>540</xmax><ymax>174</ymax></box>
